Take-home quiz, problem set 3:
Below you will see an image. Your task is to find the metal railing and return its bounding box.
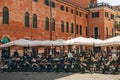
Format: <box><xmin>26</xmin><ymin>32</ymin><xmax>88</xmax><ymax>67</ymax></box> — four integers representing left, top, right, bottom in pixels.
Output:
<box><xmin>89</xmin><ymin>2</ymin><xmax>113</xmax><ymax>9</ymax></box>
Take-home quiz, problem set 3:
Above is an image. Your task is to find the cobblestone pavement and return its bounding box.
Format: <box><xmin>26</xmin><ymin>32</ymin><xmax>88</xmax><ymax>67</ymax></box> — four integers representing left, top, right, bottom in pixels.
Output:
<box><xmin>55</xmin><ymin>73</ymin><xmax>120</xmax><ymax>80</ymax></box>
<box><xmin>0</xmin><ymin>72</ymin><xmax>73</xmax><ymax>80</ymax></box>
<box><xmin>0</xmin><ymin>72</ymin><xmax>120</xmax><ymax>80</ymax></box>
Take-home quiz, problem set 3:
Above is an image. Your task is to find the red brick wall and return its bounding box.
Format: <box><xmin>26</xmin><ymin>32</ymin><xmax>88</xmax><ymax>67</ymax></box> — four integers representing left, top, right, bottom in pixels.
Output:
<box><xmin>88</xmin><ymin>8</ymin><xmax>114</xmax><ymax>40</ymax></box>
<box><xmin>65</xmin><ymin>0</ymin><xmax>97</xmax><ymax>8</ymax></box>
<box><xmin>0</xmin><ymin>0</ymin><xmax>88</xmax><ymax>41</ymax></box>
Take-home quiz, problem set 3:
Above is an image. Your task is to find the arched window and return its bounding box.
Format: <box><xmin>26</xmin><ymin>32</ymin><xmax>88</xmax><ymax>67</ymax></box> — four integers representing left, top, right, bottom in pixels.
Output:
<box><xmin>71</xmin><ymin>23</ymin><xmax>74</xmax><ymax>33</ymax></box>
<box><xmin>52</xmin><ymin>19</ymin><xmax>55</xmax><ymax>31</ymax></box>
<box><xmin>112</xmin><ymin>28</ymin><xmax>114</xmax><ymax>37</ymax></box>
<box><xmin>25</xmin><ymin>12</ymin><xmax>29</xmax><ymax>27</ymax></box>
<box><xmin>76</xmin><ymin>24</ymin><xmax>78</xmax><ymax>34</ymax></box>
<box><xmin>45</xmin><ymin>17</ymin><xmax>49</xmax><ymax>30</ymax></box>
<box><xmin>86</xmin><ymin>27</ymin><xmax>88</xmax><ymax>36</ymax></box>
<box><xmin>94</xmin><ymin>27</ymin><xmax>99</xmax><ymax>39</ymax></box>
<box><xmin>44</xmin><ymin>0</ymin><xmax>49</xmax><ymax>6</ymax></box>
<box><xmin>3</xmin><ymin>7</ymin><xmax>9</xmax><ymax>24</ymax></box>
<box><xmin>33</xmin><ymin>0</ymin><xmax>39</xmax><ymax>2</ymax></box>
<box><xmin>61</xmin><ymin>21</ymin><xmax>64</xmax><ymax>32</ymax></box>
<box><xmin>106</xmin><ymin>27</ymin><xmax>108</xmax><ymax>39</ymax></box>
<box><xmin>80</xmin><ymin>25</ymin><xmax>82</xmax><ymax>35</ymax></box>
<box><xmin>66</xmin><ymin>22</ymin><xmax>69</xmax><ymax>33</ymax></box>
<box><xmin>33</xmin><ymin>14</ymin><xmax>37</xmax><ymax>28</ymax></box>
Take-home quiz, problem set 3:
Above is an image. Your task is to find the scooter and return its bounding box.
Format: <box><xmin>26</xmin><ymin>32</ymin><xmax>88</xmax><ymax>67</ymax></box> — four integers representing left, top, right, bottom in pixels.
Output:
<box><xmin>110</xmin><ymin>62</ymin><xmax>118</xmax><ymax>74</ymax></box>
<box><xmin>80</xmin><ymin>62</ymin><xmax>87</xmax><ymax>73</ymax></box>
<box><xmin>39</xmin><ymin>60</ymin><xmax>46</xmax><ymax>72</ymax></box>
<box><xmin>1</xmin><ymin>63</ymin><xmax>9</xmax><ymax>72</ymax></box>
<box><xmin>71</xmin><ymin>61</ymin><xmax>80</xmax><ymax>72</ymax></box>
<box><xmin>45</xmin><ymin>62</ymin><xmax>53</xmax><ymax>72</ymax></box>
<box><xmin>31</xmin><ymin>62</ymin><xmax>39</xmax><ymax>72</ymax></box>
<box><xmin>64</xmin><ymin>61</ymin><xmax>71</xmax><ymax>72</ymax></box>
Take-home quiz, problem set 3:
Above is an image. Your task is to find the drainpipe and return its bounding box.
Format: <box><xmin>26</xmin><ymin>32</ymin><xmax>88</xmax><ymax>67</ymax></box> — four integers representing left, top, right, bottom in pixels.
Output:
<box><xmin>74</xmin><ymin>6</ymin><xmax>77</xmax><ymax>38</ymax></box>
<box><xmin>30</xmin><ymin>0</ymin><xmax>33</xmax><ymax>40</ymax></box>
<box><xmin>50</xmin><ymin>0</ymin><xmax>52</xmax><ymax>40</ymax></box>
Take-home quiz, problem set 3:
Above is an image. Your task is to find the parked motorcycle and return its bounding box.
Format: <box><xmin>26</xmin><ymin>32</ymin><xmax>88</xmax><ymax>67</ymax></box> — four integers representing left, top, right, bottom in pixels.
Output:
<box><xmin>1</xmin><ymin>63</ymin><xmax>9</xmax><ymax>72</ymax></box>
<box><xmin>80</xmin><ymin>62</ymin><xmax>87</xmax><ymax>73</ymax></box>
<box><xmin>39</xmin><ymin>60</ymin><xmax>46</xmax><ymax>72</ymax></box>
<box><xmin>63</xmin><ymin>58</ymin><xmax>71</xmax><ymax>72</ymax></box>
<box><xmin>45</xmin><ymin>62</ymin><xmax>53</xmax><ymax>72</ymax></box>
<box><xmin>52</xmin><ymin>58</ymin><xmax>62</xmax><ymax>72</ymax></box>
<box><xmin>110</xmin><ymin>62</ymin><xmax>118</xmax><ymax>74</ymax></box>
<box><xmin>71</xmin><ymin>62</ymin><xmax>80</xmax><ymax>72</ymax></box>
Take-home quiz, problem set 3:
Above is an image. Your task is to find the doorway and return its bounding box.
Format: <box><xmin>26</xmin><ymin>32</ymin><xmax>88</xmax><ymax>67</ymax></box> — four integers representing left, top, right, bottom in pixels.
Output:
<box><xmin>94</xmin><ymin>27</ymin><xmax>99</xmax><ymax>39</ymax></box>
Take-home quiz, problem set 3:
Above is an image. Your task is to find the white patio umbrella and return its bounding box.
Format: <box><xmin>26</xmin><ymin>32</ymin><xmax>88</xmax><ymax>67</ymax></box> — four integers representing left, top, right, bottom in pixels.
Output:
<box><xmin>87</xmin><ymin>38</ymin><xmax>103</xmax><ymax>46</ymax></box>
<box><xmin>29</xmin><ymin>40</ymin><xmax>45</xmax><ymax>46</ymax></box>
<box><xmin>64</xmin><ymin>36</ymin><xmax>89</xmax><ymax>45</ymax></box>
<box><xmin>0</xmin><ymin>39</ymin><xmax>32</xmax><ymax>47</ymax></box>
<box><xmin>42</xmin><ymin>40</ymin><xmax>53</xmax><ymax>46</ymax></box>
<box><xmin>53</xmin><ymin>39</ymin><xmax>65</xmax><ymax>46</ymax></box>
<box><xmin>29</xmin><ymin>39</ymin><xmax>65</xmax><ymax>46</ymax></box>
<box><xmin>95</xmin><ymin>36</ymin><xmax>120</xmax><ymax>46</ymax></box>
<box><xmin>71</xmin><ymin>37</ymin><xmax>103</xmax><ymax>46</ymax></box>
<box><xmin>94</xmin><ymin>39</ymin><xmax>104</xmax><ymax>46</ymax></box>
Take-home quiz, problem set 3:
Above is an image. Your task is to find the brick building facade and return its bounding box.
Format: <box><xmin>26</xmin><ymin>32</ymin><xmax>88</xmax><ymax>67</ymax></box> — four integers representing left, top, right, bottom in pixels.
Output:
<box><xmin>0</xmin><ymin>0</ymin><xmax>119</xmax><ymax>57</ymax></box>
<box><xmin>0</xmin><ymin>0</ymin><xmax>117</xmax><ymax>42</ymax></box>
<box><xmin>114</xmin><ymin>6</ymin><xmax>120</xmax><ymax>35</ymax></box>
<box><xmin>0</xmin><ymin>0</ymin><xmax>88</xmax><ymax>42</ymax></box>
<box><xmin>88</xmin><ymin>3</ymin><xmax>115</xmax><ymax>39</ymax></box>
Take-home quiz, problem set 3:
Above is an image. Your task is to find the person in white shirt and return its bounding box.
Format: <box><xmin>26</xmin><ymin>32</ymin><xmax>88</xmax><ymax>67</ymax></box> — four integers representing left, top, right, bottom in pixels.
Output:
<box><xmin>68</xmin><ymin>51</ymin><xmax>73</xmax><ymax>58</ymax></box>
